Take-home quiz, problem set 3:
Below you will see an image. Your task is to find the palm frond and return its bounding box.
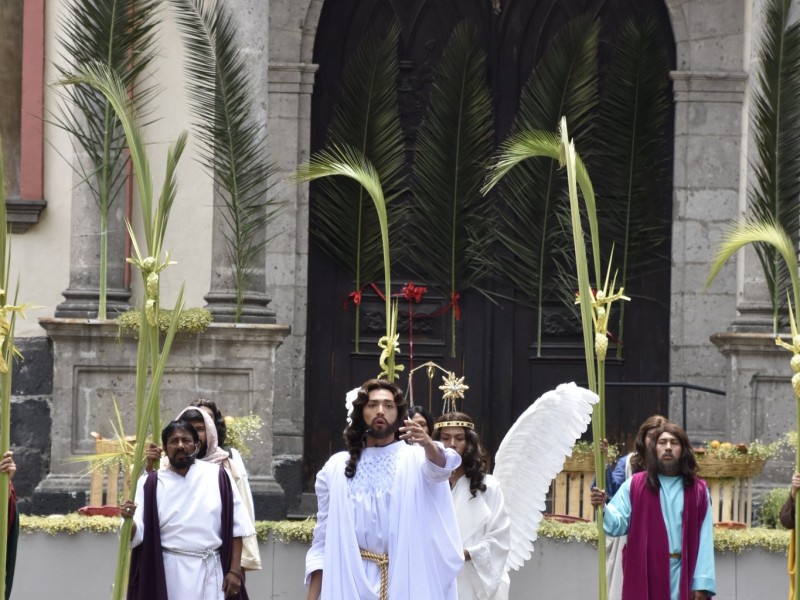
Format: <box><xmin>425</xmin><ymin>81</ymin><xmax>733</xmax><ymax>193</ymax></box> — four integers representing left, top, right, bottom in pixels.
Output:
<box><xmin>484</xmin><ymin>14</ymin><xmax>599</xmax><ymax>354</ymax></box>
<box><xmin>59</xmin><ymin>64</ymin><xmax>156</xmax><ymax>247</ymax></box>
<box><xmin>592</xmin><ymin>16</ymin><xmax>672</xmax><ymax>350</ymax></box>
<box><xmin>52</xmin><ymin>0</ymin><xmax>160</xmax><ymax>318</ymax></box>
<box><xmin>167</xmin><ymin>0</ymin><xmax>281</xmax><ymax>321</ymax></box>
<box><xmin>749</xmin><ymin>0</ymin><xmax>800</xmax><ymax>330</ymax></box>
<box><xmin>297</xmin><ymin>145</ymin><xmax>400</xmax><ymax>379</ymax></box>
<box><xmin>707</xmin><ymin>219</ymin><xmax>800</xmax><ymax>314</ymax></box>
<box><xmin>311</xmin><ymin>22</ymin><xmax>405</xmax><ymax>288</ymax></box>
<box><xmin>403</xmin><ymin>22</ymin><xmax>494</xmax><ymax>356</ymax></box>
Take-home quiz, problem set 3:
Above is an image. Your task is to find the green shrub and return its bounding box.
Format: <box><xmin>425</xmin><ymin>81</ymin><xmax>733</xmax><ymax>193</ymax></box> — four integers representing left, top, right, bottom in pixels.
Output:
<box><xmin>759</xmin><ymin>486</ymin><xmax>790</xmax><ymax>529</ymax></box>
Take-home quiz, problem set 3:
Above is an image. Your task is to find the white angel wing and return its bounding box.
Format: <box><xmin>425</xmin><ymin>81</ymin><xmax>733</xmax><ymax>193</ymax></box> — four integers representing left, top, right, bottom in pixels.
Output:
<box><xmin>493</xmin><ymin>382</ymin><xmax>599</xmax><ymax>571</ymax></box>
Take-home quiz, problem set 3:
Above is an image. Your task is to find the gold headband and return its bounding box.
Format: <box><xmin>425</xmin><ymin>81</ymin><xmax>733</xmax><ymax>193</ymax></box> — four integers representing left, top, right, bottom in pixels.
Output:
<box><xmin>434</xmin><ymin>420</ymin><xmax>475</xmax><ymax>430</ymax></box>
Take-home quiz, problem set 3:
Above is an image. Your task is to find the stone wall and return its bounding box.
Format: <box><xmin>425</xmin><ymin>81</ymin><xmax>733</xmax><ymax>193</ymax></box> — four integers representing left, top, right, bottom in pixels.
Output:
<box><xmin>9</xmin><ymin>337</ymin><xmax>51</xmax><ymax>512</ymax></box>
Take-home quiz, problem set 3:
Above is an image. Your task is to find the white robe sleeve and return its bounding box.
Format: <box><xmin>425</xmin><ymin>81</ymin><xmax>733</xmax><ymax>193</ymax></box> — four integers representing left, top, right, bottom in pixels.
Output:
<box><xmin>421</xmin><ymin>443</ymin><xmax>461</xmax><ymax>483</ymax></box>
<box><xmin>305</xmin><ymin>462</ymin><xmax>330</xmax><ymax>585</ymax></box>
<box><xmin>463</xmin><ymin>479</ymin><xmax>511</xmax><ymax>598</ymax></box>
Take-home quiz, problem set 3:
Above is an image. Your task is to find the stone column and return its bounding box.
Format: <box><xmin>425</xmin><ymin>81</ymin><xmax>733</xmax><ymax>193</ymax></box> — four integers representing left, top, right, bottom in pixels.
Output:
<box><xmin>266</xmin><ymin>60</ymin><xmax>317</xmax><ymax>514</ymax></box>
<box><xmin>670</xmin><ymin>70</ymin><xmax>747</xmax><ymax>440</ymax></box>
<box><xmin>54</xmin><ymin>156</ymin><xmax>131</xmax><ymax>318</ymax></box>
<box><xmin>203</xmin><ymin>0</ymin><xmax>275</xmax><ymax>323</ymax></box>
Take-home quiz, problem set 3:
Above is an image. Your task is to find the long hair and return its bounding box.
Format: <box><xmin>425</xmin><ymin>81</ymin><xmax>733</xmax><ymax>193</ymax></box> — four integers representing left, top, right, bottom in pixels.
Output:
<box><xmin>432</xmin><ymin>412</ymin><xmax>488</xmax><ymax>497</ymax></box>
<box><xmin>343</xmin><ymin>379</ymin><xmax>407</xmax><ymax>478</ymax></box>
<box><xmin>644</xmin><ymin>422</ymin><xmax>698</xmax><ymax>490</ymax></box>
<box><xmin>629</xmin><ymin>414</ymin><xmax>670</xmax><ymax>473</ymax></box>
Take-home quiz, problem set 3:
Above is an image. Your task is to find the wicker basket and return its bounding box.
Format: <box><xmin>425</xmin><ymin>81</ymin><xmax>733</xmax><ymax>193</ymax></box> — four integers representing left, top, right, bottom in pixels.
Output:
<box><xmin>562</xmin><ymin>452</ymin><xmax>596</xmax><ymax>473</ymax></box>
<box><xmin>696</xmin><ymin>455</ymin><xmax>766</xmax><ymax>479</ymax></box>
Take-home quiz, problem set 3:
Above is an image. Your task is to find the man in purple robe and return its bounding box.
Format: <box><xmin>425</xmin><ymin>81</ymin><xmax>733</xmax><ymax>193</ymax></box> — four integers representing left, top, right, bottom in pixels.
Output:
<box><xmin>591</xmin><ymin>422</ymin><xmax>716</xmax><ymax>600</ymax></box>
<box><xmin>121</xmin><ymin>420</ymin><xmax>254</xmax><ymax>599</ymax></box>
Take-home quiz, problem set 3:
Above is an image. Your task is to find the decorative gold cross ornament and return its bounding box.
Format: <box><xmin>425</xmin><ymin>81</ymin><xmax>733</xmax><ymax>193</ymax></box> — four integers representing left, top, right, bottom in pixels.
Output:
<box><xmin>439</xmin><ymin>372</ymin><xmax>469</xmax><ymax>414</ymax></box>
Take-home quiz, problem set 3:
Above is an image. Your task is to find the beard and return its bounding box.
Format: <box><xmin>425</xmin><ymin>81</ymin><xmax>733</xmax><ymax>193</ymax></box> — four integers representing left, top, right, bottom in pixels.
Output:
<box><xmin>168</xmin><ymin>453</ymin><xmax>195</xmax><ymax>470</ymax></box>
<box><xmin>367</xmin><ymin>417</ymin><xmax>401</xmax><ymax>441</ymax></box>
<box><xmin>658</xmin><ymin>455</ymin><xmax>680</xmax><ymax>476</ymax></box>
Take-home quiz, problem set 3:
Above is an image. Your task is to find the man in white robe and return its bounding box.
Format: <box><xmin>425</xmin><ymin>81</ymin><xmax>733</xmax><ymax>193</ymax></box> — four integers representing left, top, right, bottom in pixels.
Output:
<box><xmin>305</xmin><ymin>379</ymin><xmax>464</xmax><ymax>600</ymax></box>
<box><xmin>122</xmin><ymin>420</ymin><xmax>255</xmax><ymax>600</ymax></box>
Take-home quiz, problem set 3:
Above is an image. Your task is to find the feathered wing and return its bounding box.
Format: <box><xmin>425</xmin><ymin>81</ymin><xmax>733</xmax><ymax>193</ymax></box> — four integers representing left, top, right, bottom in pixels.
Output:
<box><xmin>493</xmin><ymin>382</ymin><xmax>599</xmax><ymax>571</ymax></box>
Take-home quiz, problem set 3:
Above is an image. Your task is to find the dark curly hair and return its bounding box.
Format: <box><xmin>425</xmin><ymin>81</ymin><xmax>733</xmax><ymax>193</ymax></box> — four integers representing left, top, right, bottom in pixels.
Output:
<box><xmin>191</xmin><ymin>399</ymin><xmax>228</xmax><ymax>448</ymax></box>
<box><xmin>432</xmin><ymin>411</ymin><xmax>487</xmax><ymax>497</ymax></box>
<box><xmin>645</xmin><ymin>422</ymin><xmax>698</xmax><ymax>490</ymax></box>
<box><xmin>408</xmin><ymin>405</ymin><xmax>435</xmax><ymax>436</ymax></box>
<box><xmin>343</xmin><ymin>379</ymin><xmax>407</xmax><ymax>479</ymax></box>
<box><xmin>628</xmin><ymin>414</ymin><xmax>670</xmax><ymax>474</ymax></box>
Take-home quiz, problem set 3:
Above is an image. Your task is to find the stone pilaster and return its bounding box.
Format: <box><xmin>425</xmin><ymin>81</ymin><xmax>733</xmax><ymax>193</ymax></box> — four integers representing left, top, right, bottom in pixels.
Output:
<box><xmin>266</xmin><ymin>60</ymin><xmax>317</xmax><ymax>514</ymax></box>
<box><xmin>204</xmin><ymin>0</ymin><xmax>275</xmax><ymax>323</ymax></box>
<box><xmin>670</xmin><ymin>70</ymin><xmax>747</xmax><ymax>439</ymax></box>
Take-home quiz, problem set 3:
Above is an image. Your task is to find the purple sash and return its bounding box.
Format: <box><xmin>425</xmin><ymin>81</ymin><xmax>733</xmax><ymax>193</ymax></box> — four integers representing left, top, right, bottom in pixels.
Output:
<box><xmin>622</xmin><ymin>472</ymin><xmax>708</xmax><ymax>600</ymax></box>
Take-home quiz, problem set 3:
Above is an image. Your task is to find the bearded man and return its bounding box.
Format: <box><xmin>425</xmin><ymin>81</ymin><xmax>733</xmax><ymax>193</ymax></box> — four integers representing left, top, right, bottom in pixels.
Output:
<box><xmin>591</xmin><ymin>422</ymin><xmax>716</xmax><ymax>600</ymax></box>
<box><xmin>305</xmin><ymin>378</ymin><xmax>464</xmax><ymax>600</ymax></box>
<box><xmin>122</xmin><ymin>420</ymin><xmax>254</xmax><ymax>599</ymax></box>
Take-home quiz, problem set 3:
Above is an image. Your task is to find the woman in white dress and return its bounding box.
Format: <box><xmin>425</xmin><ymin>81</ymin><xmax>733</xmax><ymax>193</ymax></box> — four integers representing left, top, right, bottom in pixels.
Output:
<box><xmin>434</xmin><ymin>412</ymin><xmax>511</xmax><ymax>600</ymax></box>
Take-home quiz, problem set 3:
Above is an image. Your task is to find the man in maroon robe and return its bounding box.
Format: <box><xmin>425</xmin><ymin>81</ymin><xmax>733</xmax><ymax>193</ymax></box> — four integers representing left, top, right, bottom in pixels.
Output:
<box><xmin>591</xmin><ymin>422</ymin><xmax>715</xmax><ymax>599</ymax></box>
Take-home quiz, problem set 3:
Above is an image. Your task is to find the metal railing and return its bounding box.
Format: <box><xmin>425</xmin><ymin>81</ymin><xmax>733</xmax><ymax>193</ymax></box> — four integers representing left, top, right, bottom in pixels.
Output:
<box><xmin>600</xmin><ymin>381</ymin><xmax>726</xmax><ymax>432</ymax></box>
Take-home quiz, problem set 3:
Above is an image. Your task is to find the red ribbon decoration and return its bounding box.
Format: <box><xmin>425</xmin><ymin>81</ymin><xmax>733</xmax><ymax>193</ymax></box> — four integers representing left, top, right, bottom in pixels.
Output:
<box><xmin>399</xmin><ymin>282</ymin><xmax>427</xmax><ymax>304</ymax></box>
<box><xmin>430</xmin><ymin>289</ymin><xmax>462</xmax><ymax>320</ymax></box>
<box><xmin>343</xmin><ymin>288</ymin><xmax>363</xmax><ymax>310</ymax></box>
<box><xmin>343</xmin><ymin>282</ymin><xmax>387</xmax><ymax>309</ymax></box>
<box><xmin>369</xmin><ymin>282</ymin><xmax>386</xmax><ymax>301</ymax></box>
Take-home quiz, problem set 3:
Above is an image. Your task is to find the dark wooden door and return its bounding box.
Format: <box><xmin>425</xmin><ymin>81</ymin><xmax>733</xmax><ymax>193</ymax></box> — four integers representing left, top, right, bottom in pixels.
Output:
<box><xmin>305</xmin><ymin>0</ymin><xmax>676</xmax><ymax>487</ymax></box>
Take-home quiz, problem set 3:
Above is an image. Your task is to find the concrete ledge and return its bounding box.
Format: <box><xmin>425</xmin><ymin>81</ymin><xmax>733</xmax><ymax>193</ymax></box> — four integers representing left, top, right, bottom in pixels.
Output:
<box><xmin>13</xmin><ymin>529</ymin><xmax>790</xmax><ymax>598</ymax></box>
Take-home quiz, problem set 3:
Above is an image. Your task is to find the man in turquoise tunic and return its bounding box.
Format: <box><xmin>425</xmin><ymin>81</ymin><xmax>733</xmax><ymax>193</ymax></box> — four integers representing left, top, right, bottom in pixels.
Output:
<box><xmin>591</xmin><ymin>422</ymin><xmax>715</xmax><ymax>599</ymax></box>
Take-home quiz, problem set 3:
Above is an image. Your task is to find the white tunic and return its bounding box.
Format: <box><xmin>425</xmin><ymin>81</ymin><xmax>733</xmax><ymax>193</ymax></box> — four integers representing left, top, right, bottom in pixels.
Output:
<box><xmin>131</xmin><ymin>460</ymin><xmax>255</xmax><ymax>600</ymax></box>
<box><xmin>306</xmin><ymin>441</ymin><xmax>464</xmax><ymax>599</ymax></box>
<box><xmin>452</xmin><ymin>474</ymin><xmax>511</xmax><ymax>600</ymax></box>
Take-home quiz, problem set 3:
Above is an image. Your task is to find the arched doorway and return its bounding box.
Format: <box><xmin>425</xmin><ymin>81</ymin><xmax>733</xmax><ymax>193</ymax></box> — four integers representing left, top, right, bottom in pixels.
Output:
<box><xmin>305</xmin><ymin>0</ymin><xmax>676</xmax><ymax>488</ymax></box>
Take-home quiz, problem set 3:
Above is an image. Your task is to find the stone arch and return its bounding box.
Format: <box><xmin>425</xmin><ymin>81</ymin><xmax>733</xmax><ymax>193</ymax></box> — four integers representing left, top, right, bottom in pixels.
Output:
<box><xmin>662</xmin><ymin>0</ymin><xmax>689</xmax><ymax>69</ymax></box>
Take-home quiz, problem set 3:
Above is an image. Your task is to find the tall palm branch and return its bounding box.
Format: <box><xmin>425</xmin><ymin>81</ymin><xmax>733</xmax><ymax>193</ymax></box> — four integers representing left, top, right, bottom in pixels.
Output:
<box><xmin>484</xmin><ymin>118</ymin><xmax>608</xmax><ymax>599</ymax></box>
<box><xmin>311</xmin><ymin>22</ymin><xmax>405</xmax><ymax>351</ymax></box>
<box><xmin>298</xmin><ymin>145</ymin><xmax>401</xmax><ymax>381</ymax></box>
<box><xmin>707</xmin><ymin>219</ymin><xmax>800</xmax><ymax>598</ymax></box>
<box><xmin>489</xmin><ymin>14</ymin><xmax>599</xmax><ymax>356</ymax></box>
<box><xmin>405</xmin><ymin>22</ymin><xmax>494</xmax><ymax>357</ymax></box>
<box><xmin>749</xmin><ymin>0</ymin><xmax>800</xmax><ymax>332</ymax></box>
<box><xmin>168</xmin><ymin>0</ymin><xmax>280</xmax><ymax>323</ymax></box>
<box><xmin>52</xmin><ymin>0</ymin><xmax>160</xmax><ymax>319</ymax></box>
<box><xmin>60</xmin><ymin>62</ymin><xmax>188</xmax><ymax>600</ymax></box>
<box><xmin>592</xmin><ymin>16</ymin><xmax>672</xmax><ymax>355</ymax></box>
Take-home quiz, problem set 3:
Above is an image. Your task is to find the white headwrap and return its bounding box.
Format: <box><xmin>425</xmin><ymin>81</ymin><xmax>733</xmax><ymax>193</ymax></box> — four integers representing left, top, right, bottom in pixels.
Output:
<box><xmin>176</xmin><ymin>406</ymin><xmax>230</xmax><ymax>465</ymax></box>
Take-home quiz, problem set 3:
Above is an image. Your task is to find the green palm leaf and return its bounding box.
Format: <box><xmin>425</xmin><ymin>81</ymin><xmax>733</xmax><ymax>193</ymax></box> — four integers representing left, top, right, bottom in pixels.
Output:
<box><xmin>310</xmin><ymin>22</ymin><xmax>405</xmax><ymax>350</ymax></box>
<box><xmin>749</xmin><ymin>0</ymin><xmax>800</xmax><ymax>331</ymax></box>
<box><xmin>297</xmin><ymin>145</ymin><xmax>400</xmax><ymax>380</ymax></box>
<box><xmin>167</xmin><ymin>0</ymin><xmax>280</xmax><ymax>322</ymax></box>
<box><xmin>707</xmin><ymin>220</ymin><xmax>800</xmax><ymax>314</ymax></box>
<box><xmin>488</xmin><ymin>14</ymin><xmax>600</xmax><ymax>355</ymax></box>
<box><xmin>592</xmin><ymin>16</ymin><xmax>672</xmax><ymax>353</ymax></box>
<box><xmin>61</xmin><ymin>63</ymin><xmax>189</xmax><ymax>600</ymax></box>
<box><xmin>52</xmin><ymin>0</ymin><xmax>160</xmax><ymax>319</ymax></box>
<box><xmin>405</xmin><ymin>21</ymin><xmax>494</xmax><ymax>357</ymax></box>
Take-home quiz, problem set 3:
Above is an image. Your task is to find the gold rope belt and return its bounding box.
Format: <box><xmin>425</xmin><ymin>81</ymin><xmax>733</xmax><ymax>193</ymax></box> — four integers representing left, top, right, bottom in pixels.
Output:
<box><xmin>359</xmin><ymin>548</ymin><xmax>389</xmax><ymax>600</ymax></box>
